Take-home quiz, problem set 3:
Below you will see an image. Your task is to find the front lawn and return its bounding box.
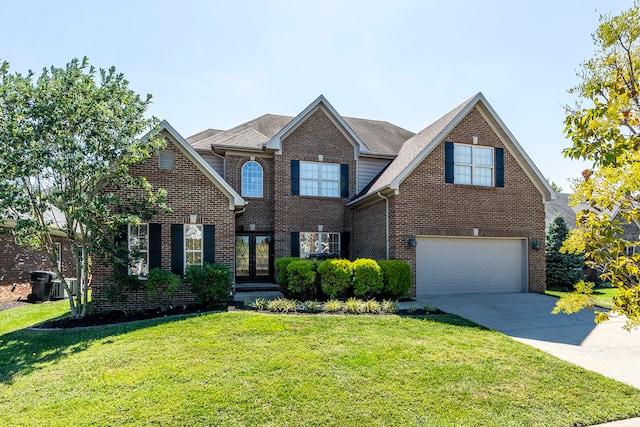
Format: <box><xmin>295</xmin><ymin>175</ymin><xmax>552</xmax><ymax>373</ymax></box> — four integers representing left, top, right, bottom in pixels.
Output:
<box><xmin>546</xmin><ymin>287</ymin><xmax>617</xmax><ymax>310</ymax></box>
<box><xmin>1</xmin><ymin>304</ymin><xmax>639</xmax><ymax>426</ymax></box>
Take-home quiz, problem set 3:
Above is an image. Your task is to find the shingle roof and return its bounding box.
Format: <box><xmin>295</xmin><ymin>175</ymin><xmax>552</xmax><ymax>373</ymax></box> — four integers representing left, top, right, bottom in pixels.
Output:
<box><xmin>349</xmin><ymin>92</ymin><xmax>556</xmax><ymax>205</ymax></box>
<box><xmin>361</xmin><ymin>95</ymin><xmax>474</xmax><ymax>196</ymax></box>
<box><xmin>545</xmin><ymin>193</ymin><xmax>578</xmax><ymax>228</ymax></box>
<box><xmin>188</xmin><ymin>112</ymin><xmax>414</xmax><ymax>156</ymax></box>
<box><xmin>186</xmin><ymin>128</ymin><xmax>224</xmax><ymax>146</ymax></box>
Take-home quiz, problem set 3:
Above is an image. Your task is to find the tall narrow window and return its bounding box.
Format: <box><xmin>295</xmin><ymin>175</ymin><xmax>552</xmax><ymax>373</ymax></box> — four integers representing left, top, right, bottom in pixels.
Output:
<box><xmin>129</xmin><ymin>223</ymin><xmax>149</xmax><ymax>277</ymax></box>
<box><xmin>241</xmin><ymin>161</ymin><xmax>263</xmax><ymax>198</ymax></box>
<box><xmin>185</xmin><ymin>224</ymin><xmax>203</xmax><ymax>270</ymax></box>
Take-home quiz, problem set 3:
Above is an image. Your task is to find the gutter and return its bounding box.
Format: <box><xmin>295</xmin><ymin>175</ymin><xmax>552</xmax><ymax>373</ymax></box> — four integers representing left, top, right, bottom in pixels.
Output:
<box><xmin>376</xmin><ymin>192</ymin><xmax>390</xmax><ymax>260</ymax></box>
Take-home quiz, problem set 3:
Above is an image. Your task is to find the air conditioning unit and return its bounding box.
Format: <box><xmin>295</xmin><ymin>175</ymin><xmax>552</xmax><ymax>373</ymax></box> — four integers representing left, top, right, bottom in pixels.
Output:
<box><xmin>50</xmin><ymin>278</ymin><xmax>78</xmax><ymax>299</ymax></box>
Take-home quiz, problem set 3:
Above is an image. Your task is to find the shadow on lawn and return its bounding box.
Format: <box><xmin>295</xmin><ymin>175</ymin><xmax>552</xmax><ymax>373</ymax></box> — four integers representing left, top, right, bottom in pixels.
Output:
<box><xmin>400</xmin><ymin>313</ymin><xmax>488</xmax><ymax>330</ymax></box>
<box><xmin>0</xmin><ymin>314</ymin><xmax>194</xmax><ymax>384</ymax></box>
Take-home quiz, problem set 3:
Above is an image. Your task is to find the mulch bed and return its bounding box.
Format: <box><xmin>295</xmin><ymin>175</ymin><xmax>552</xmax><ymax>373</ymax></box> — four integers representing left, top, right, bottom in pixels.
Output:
<box><xmin>7</xmin><ymin>300</ymin><xmax>446</xmax><ymax>330</ymax></box>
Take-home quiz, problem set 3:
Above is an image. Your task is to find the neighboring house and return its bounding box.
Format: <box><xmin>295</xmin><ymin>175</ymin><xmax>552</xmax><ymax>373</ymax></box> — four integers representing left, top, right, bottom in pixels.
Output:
<box><xmin>546</xmin><ymin>193</ymin><xmax>640</xmax><ymax>255</ymax></box>
<box><xmin>0</xmin><ymin>208</ymin><xmax>76</xmax><ymax>301</ymax></box>
<box><xmin>92</xmin><ymin>93</ymin><xmax>555</xmax><ymax>310</ymax></box>
<box><xmin>545</xmin><ymin>193</ymin><xmax>577</xmax><ymax>229</ymax></box>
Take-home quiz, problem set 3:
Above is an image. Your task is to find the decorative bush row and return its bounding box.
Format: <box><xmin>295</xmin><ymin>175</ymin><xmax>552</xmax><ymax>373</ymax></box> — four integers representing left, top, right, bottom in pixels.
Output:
<box><xmin>275</xmin><ymin>257</ymin><xmax>411</xmax><ymax>301</ymax></box>
<box><xmin>252</xmin><ymin>297</ymin><xmax>400</xmax><ymax>314</ymax></box>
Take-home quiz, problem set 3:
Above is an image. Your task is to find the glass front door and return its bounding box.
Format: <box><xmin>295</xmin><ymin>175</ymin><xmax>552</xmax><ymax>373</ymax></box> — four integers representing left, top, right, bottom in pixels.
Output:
<box><xmin>235</xmin><ymin>234</ymin><xmax>273</xmax><ymax>282</ymax></box>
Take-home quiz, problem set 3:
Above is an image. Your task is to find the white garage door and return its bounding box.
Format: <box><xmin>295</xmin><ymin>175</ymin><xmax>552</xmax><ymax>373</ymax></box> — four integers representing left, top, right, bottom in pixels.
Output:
<box><xmin>416</xmin><ymin>237</ymin><xmax>526</xmax><ymax>297</ymax></box>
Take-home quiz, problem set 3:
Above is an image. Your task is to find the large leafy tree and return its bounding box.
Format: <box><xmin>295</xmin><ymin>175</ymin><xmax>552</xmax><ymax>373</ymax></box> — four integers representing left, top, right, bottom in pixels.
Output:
<box><xmin>557</xmin><ymin>2</ymin><xmax>640</xmax><ymax>329</ymax></box>
<box><xmin>0</xmin><ymin>57</ymin><xmax>167</xmax><ymax>318</ymax></box>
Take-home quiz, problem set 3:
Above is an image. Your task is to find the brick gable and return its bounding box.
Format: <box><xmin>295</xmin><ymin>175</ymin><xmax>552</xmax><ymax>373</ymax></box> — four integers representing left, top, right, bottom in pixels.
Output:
<box><xmin>91</xmin><ymin>131</ymin><xmax>237</xmax><ymax>311</ymax></box>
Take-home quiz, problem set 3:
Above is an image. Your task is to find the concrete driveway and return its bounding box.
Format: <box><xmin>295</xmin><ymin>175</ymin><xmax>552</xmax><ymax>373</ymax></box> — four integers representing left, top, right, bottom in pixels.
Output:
<box><xmin>413</xmin><ymin>293</ymin><xmax>640</xmax><ymax>390</ymax></box>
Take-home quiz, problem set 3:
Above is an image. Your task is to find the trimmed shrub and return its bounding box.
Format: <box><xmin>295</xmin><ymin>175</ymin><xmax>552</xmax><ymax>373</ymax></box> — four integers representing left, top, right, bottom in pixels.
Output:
<box><xmin>318</xmin><ymin>259</ymin><xmax>353</xmax><ymax>300</ymax></box>
<box><xmin>185</xmin><ymin>262</ymin><xmax>232</xmax><ymax>307</ymax></box>
<box><xmin>352</xmin><ymin>258</ymin><xmax>383</xmax><ymax>298</ymax></box>
<box><xmin>378</xmin><ymin>259</ymin><xmax>412</xmax><ymax>299</ymax></box>
<box><xmin>286</xmin><ymin>260</ymin><xmax>317</xmax><ymax>301</ymax></box>
<box><xmin>274</xmin><ymin>257</ymin><xmax>299</xmax><ymax>289</ymax></box>
<box><xmin>145</xmin><ymin>268</ymin><xmax>181</xmax><ymax>310</ymax></box>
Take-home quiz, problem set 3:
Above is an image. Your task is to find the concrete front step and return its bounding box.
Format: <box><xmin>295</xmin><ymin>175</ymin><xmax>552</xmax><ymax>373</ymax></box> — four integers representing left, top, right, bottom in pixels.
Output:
<box><xmin>233</xmin><ymin>290</ymin><xmax>283</xmax><ymax>303</ymax></box>
<box><xmin>234</xmin><ymin>283</ymin><xmax>280</xmax><ymax>292</ymax></box>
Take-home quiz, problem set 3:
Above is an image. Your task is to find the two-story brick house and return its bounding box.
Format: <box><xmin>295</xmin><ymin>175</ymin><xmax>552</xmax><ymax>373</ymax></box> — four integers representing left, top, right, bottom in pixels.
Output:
<box><xmin>91</xmin><ymin>93</ymin><xmax>555</xmax><ymax>310</ymax></box>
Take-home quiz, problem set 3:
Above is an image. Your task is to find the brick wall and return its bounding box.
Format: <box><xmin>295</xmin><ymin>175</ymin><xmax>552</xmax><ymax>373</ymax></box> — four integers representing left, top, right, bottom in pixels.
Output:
<box><xmin>91</xmin><ymin>130</ymin><xmax>237</xmax><ymax>311</ymax></box>
<box><xmin>225</xmin><ymin>155</ymin><xmax>275</xmax><ymax>232</ymax></box>
<box><xmin>353</xmin><ymin>198</ymin><xmax>388</xmax><ymax>261</ymax></box>
<box><xmin>272</xmin><ymin>107</ymin><xmax>357</xmax><ymax>260</ymax></box>
<box><xmin>0</xmin><ymin>230</ymin><xmax>76</xmax><ymax>301</ymax></box>
<box><xmin>386</xmin><ymin>106</ymin><xmax>546</xmax><ymax>295</ymax></box>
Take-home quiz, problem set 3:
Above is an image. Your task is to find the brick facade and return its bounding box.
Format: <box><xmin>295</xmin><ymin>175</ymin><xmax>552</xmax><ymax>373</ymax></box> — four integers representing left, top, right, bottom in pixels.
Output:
<box><xmin>226</xmin><ymin>155</ymin><xmax>275</xmax><ymax>232</ymax></box>
<box><xmin>91</xmin><ymin>130</ymin><xmax>237</xmax><ymax>311</ymax></box>
<box><xmin>272</xmin><ymin>107</ymin><xmax>357</xmax><ymax>260</ymax></box>
<box><xmin>358</xmin><ymin>107</ymin><xmax>546</xmax><ymax>295</ymax></box>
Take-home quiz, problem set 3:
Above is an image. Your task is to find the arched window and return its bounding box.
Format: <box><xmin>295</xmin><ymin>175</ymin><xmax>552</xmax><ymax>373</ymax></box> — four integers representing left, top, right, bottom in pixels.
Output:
<box><xmin>242</xmin><ymin>161</ymin><xmax>263</xmax><ymax>198</ymax></box>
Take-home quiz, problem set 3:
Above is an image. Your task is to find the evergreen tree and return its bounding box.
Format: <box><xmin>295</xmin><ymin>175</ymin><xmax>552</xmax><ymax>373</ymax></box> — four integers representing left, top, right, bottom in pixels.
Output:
<box><xmin>545</xmin><ymin>214</ymin><xmax>584</xmax><ymax>290</ymax></box>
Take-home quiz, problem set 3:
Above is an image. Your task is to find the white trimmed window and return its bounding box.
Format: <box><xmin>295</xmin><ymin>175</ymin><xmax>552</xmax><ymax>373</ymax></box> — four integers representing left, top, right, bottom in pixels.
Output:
<box><xmin>242</xmin><ymin>161</ymin><xmax>263</xmax><ymax>198</ymax></box>
<box><xmin>128</xmin><ymin>223</ymin><xmax>149</xmax><ymax>277</ymax></box>
<box><xmin>454</xmin><ymin>144</ymin><xmax>494</xmax><ymax>186</ymax></box>
<box><xmin>185</xmin><ymin>224</ymin><xmax>203</xmax><ymax>270</ymax></box>
<box><xmin>300</xmin><ymin>161</ymin><xmax>340</xmax><ymax>197</ymax></box>
<box><xmin>300</xmin><ymin>232</ymin><xmax>340</xmax><ymax>258</ymax></box>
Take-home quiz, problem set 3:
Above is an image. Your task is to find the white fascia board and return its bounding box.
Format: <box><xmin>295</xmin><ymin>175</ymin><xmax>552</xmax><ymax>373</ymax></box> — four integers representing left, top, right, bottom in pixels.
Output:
<box><xmin>474</xmin><ymin>95</ymin><xmax>557</xmax><ymax>202</ymax></box>
<box><xmin>157</xmin><ymin>120</ymin><xmax>247</xmax><ymax>210</ymax></box>
<box><xmin>388</xmin><ymin>94</ymin><xmax>482</xmax><ymax>191</ymax></box>
<box><xmin>265</xmin><ymin>95</ymin><xmax>370</xmax><ymax>156</ymax></box>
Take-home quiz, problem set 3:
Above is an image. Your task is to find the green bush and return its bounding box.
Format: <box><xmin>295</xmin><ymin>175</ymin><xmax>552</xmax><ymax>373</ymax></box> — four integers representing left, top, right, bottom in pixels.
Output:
<box><xmin>318</xmin><ymin>259</ymin><xmax>353</xmax><ymax>299</ymax></box>
<box><xmin>145</xmin><ymin>268</ymin><xmax>181</xmax><ymax>310</ymax></box>
<box><xmin>185</xmin><ymin>263</ymin><xmax>232</xmax><ymax>307</ymax></box>
<box><xmin>274</xmin><ymin>257</ymin><xmax>299</xmax><ymax>288</ymax></box>
<box><xmin>286</xmin><ymin>260</ymin><xmax>317</xmax><ymax>300</ymax></box>
<box><xmin>352</xmin><ymin>258</ymin><xmax>383</xmax><ymax>298</ymax></box>
<box><xmin>378</xmin><ymin>259</ymin><xmax>412</xmax><ymax>299</ymax></box>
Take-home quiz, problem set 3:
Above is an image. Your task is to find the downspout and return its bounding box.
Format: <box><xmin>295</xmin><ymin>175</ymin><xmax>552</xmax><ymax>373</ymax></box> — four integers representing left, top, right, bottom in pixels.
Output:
<box><xmin>377</xmin><ymin>192</ymin><xmax>390</xmax><ymax>260</ymax></box>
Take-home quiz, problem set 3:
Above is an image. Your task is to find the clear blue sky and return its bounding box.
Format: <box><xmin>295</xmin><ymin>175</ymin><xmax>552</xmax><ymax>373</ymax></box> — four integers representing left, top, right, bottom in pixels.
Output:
<box><xmin>0</xmin><ymin>1</ymin><xmax>632</xmax><ymax>191</ymax></box>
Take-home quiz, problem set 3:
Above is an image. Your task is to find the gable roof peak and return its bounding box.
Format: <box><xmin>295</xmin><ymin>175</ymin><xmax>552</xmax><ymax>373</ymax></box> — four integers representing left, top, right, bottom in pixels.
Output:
<box><xmin>154</xmin><ymin>120</ymin><xmax>246</xmax><ymax>210</ymax></box>
<box><xmin>348</xmin><ymin>92</ymin><xmax>556</xmax><ymax>205</ymax></box>
<box><xmin>265</xmin><ymin>95</ymin><xmax>370</xmax><ymax>156</ymax></box>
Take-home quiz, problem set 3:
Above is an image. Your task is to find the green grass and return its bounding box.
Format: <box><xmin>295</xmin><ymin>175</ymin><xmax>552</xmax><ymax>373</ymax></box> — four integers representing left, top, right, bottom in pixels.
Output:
<box><xmin>1</xmin><ymin>305</ymin><xmax>639</xmax><ymax>426</ymax></box>
<box><xmin>0</xmin><ymin>300</ymin><xmax>70</xmax><ymax>335</ymax></box>
<box><xmin>546</xmin><ymin>287</ymin><xmax>617</xmax><ymax>310</ymax></box>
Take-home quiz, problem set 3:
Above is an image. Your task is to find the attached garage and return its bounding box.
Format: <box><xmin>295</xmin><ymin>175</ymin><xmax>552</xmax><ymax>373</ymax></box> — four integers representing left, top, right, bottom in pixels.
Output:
<box><xmin>415</xmin><ymin>237</ymin><xmax>527</xmax><ymax>297</ymax></box>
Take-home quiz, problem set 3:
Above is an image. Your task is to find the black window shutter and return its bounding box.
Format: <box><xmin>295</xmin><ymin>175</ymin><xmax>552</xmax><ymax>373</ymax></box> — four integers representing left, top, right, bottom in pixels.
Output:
<box><xmin>115</xmin><ymin>225</ymin><xmax>128</xmax><ymax>275</ymax></box>
<box><xmin>203</xmin><ymin>225</ymin><xmax>215</xmax><ymax>265</ymax></box>
<box><xmin>291</xmin><ymin>160</ymin><xmax>300</xmax><ymax>195</ymax></box>
<box><xmin>445</xmin><ymin>141</ymin><xmax>454</xmax><ymax>184</ymax></box>
<box><xmin>340</xmin><ymin>164</ymin><xmax>349</xmax><ymax>198</ymax></box>
<box><xmin>171</xmin><ymin>224</ymin><xmax>184</xmax><ymax>276</ymax></box>
<box><xmin>149</xmin><ymin>223</ymin><xmax>162</xmax><ymax>269</ymax></box>
<box><xmin>495</xmin><ymin>148</ymin><xmax>504</xmax><ymax>188</ymax></box>
<box><xmin>340</xmin><ymin>231</ymin><xmax>351</xmax><ymax>259</ymax></box>
<box><xmin>291</xmin><ymin>231</ymin><xmax>300</xmax><ymax>257</ymax></box>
